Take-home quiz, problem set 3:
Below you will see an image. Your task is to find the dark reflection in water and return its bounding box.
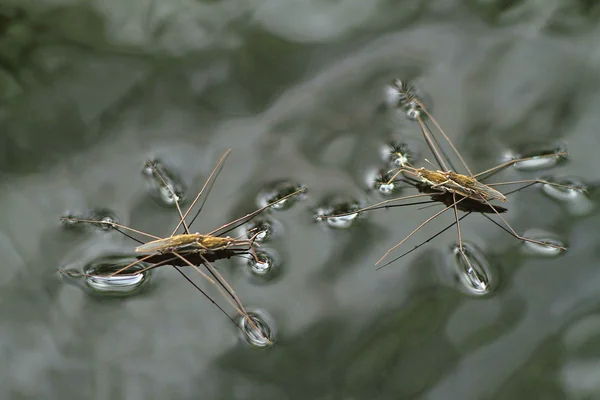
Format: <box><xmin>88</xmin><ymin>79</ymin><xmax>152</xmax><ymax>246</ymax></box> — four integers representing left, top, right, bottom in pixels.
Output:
<box><xmin>2</xmin><ymin>1</ymin><xmax>600</xmax><ymax>399</ymax></box>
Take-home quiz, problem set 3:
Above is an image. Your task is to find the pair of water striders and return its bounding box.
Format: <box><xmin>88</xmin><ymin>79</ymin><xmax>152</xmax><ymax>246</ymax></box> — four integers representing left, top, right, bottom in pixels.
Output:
<box><xmin>60</xmin><ymin>79</ymin><xmax>583</xmax><ymax>345</ymax></box>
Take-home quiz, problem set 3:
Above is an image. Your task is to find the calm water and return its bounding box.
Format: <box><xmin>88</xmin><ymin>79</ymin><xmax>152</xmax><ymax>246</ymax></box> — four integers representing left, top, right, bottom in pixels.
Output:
<box><xmin>2</xmin><ymin>2</ymin><xmax>600</xmax><ymax>399</ymax></box>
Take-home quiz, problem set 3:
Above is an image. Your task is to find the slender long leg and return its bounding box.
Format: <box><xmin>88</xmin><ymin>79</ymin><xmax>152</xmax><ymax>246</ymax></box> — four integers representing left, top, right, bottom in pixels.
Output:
<box><xmin>486</xmin><ymin>179</ymin><xmax>583</xmax><ymax>192</ymax></box>
<box><xmin>451</xmin><ymin>193</ymin><xmax>479</xmax><ymax>278</ymax></box>
<box><xmin>375</xmin><ymin>196</ymin><xmax>468</xmax><ymax>267</ymax></box>
<box><xmin>416</xmin><ymin>114</ymin><xmax>451</xmax><ymax>173</ymax></box>
<box><xmin>376</xmin><ymin>212</ymin><xmax>471</xmax><ymax>271</ymax></box>
<box><xmin>207</xmin><ymin>188</ymin><xmax>306</xmax><ymax>237</ymax></box>
<box><xmin>146</xmin><ymin>161</ymin><xmax>190</xmax><ymax>235</ymax></box>
<box><xmin>176</xmin><ymin>252</ymin><xmax>270</xmax><ymax>344</ymax></box>
<box><xmin>172</xmin><ymin>252</ymin><xmax>246</xmax><ymax>317</ymax></box>
<box><xmin>480</xmin><ymin>198</ymin><xmax>566</xmax><ymax>250</ymax></box>
<box><xmin>474</xmin><ymin>152</ymin><xmax>568</xmax><ymax>181</ymax></box>
<box><xmin>107</xmin><ymin>254</ymin><xmax>158</xmax><ymax>277</ymax></box>
<box><xmin>173</xmin><ymin>150</ymin><xmax>232</xmax><ymax>235</ymax></box>
<box><xmin>322</xmin><ymin>193</ymin><xmax>436</xmax><ymax>219</ymax></box>
<box><xmin>416</xmin><ymin>104</ymin><xmax>473</xmax><ymax>176</ymax></box>
<box><xmin>169</xmin><ymin>265</ymin><xmax>238</xmax><ymax>327</ymax></box>
<box><xmin>60</xmin><ymin>217</ymin><xmax>161</xmax><ymax>240</ymax></box>
<box><xmin>385</xmin><ymin>167</ymin><xmax>420</xmax><ymax>185</ymax></box>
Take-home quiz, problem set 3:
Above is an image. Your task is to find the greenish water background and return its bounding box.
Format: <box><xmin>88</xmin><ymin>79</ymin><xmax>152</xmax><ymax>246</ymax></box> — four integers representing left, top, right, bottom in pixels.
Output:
<box><xmin>1</xmin><ymin>1</ymin><xmax>600</xmax><ymax>399</ymax></box>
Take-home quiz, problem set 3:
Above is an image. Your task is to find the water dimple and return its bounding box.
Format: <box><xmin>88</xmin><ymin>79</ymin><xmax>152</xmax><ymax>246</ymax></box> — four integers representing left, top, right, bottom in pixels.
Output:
<box><xmin>242</xmin><ymin>218</ymin><xmax>282</xmax><ymax>243</ymax></box>
<box><xmin>367</xmin><ymin>169</ymin><xmax>402</xmax><ymax>196</ymax></box>
<box><xmin>89</xmin><ymin>208</ymin><xmax>120</xmax><ymax>231</ymax></box>
<box><xmin>314</xmin><ymin>196</ymin><xmax>361</xmax><ymax>229</ymax></box>
<box><xmin>541</xmin><ymin>176</ymin><xmax>594</xmax><ymax>216</ymax></box>
<box><xmin>60</xmin><ymin>209</ymin><xmax>120</xmax><ymax>232</ymax></box>
<box><xmin>448</xmin><ymin>242</ymin><xmax>493</xmax><ymax>296</ymax></box>
<box><xmin>82</xmin><ymin>255</ymin><xmax>151</xmax><ymax>294</ymax></box>
<box><xmin>239</xmin><ymin>310</ymin><xmax>275</xmax><ymax>348</ymax></box>
<box><xmin>380</xmin><ymin>141</ymin><xmax>416</xmax><ymax>168</ymax></box>
<box><xmin>142</xmin><ymin>159</ymin><xmax>186</xmax><ymax>207</ymax></box>
<box><xmin>247</xmin><ymin>249</ymin><xmax>277</xmax><ymax>276</ymax></box>
<box><xmin>505</xmin><ymin>146</ymin><xmax>568</xmax><ymax>171</ymax></box>
<box><xmin>521</xmin><ymin>229</ymin><xmax>566</xmax><ymax>257</ymax></box>
<box><xmin>385</xmin><ymin>79</ymin><xmax>428</xmax><ymax>121</ymax></box>
<box><xmin>256</xmin><ymin>180</ymin><xmax>307</xmax><ymax>211</ymax></box>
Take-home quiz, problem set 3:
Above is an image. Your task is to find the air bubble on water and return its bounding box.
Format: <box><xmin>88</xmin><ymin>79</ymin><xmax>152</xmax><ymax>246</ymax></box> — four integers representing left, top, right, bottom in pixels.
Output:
<box><xmin>314</xmin><ymin>197</ymin><xmax>361</xmax><ymax>229</ymax></box>
<box><xmin>504</xmin><ymin>146</ymin><xmax>568</xmax><ymax>171</ymax></box>
<box><xmin>256</xmin><ymin>181</ymin><xmax>307</xmax><ymax>211</ymax></box>
<box><xmin>448</xmin><ymin>242</ymin><xmax>493</xmax><ymax>296</ymax></box>
<box><xmin>541</xmin><ymin>176</ymin><xmax>594</xmax><ymax>216</ymax></box>
<box><xmin>82</xmin><ymin>256</ymin><xmax>151</xmax><ymax>294</ymax></box>
<box><xmin>521</xmin><ymin>229</ymin><xmax>566</xmax><ymax>257</ymax></box>
<box><xmin>142</xmin><ymin>159</ymin><xmax>186</xmax><ymax>207</ymax></box>
<box><xmin>239</xmin><ymin>310</ymin><xmax>276</xmax><ymax>348</ymax></box>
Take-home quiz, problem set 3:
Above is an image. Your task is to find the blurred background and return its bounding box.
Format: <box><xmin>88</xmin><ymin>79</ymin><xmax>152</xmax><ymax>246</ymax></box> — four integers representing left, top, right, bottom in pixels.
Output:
<box><xmin>1</xmin><ymin>1</ymin><xmax>600</xmax><ymax>399</ymax></box>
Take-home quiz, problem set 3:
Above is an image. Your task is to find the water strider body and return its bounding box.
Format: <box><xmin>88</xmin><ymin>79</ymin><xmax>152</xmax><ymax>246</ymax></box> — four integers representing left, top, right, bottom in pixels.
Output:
<box><xmin>135</xmin><ymin>233</ymin><xmax>255</xmax><ymax>254</ymax></box>
<box><xmin>396</xmin><ymin>166</ymin><xmax>508</xmax><ymax>203</ymax></box>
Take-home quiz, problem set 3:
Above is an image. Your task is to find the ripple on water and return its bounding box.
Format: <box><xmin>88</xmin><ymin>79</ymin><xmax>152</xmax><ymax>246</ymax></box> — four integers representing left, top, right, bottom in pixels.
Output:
<box><xmin>60</xmin><ymin>255</ymin><xmax>152</xmax><ymax>295</ymax></box>
<box><xmin>142</xmin><ymin>159</ymin><xmax>187</xmax><ymax>207</ymax></box>
<box><xmin>541</xmin><ymin>176</ymin><xmax>594</xmax><ymax>216</ymax></box>
<box><xmin>314</xmin><ymin>195</ymin><xmax>361</xmax><ymax>229</ymax></box>
<box><xmin>239</xmin><ymin>310</ymin><xmax>276</xmax><ymax>348</ymax></box>
<box><xmin>521</xmin><ymin>229</ymin><xmax>566</xmax><ymax>257</ymax></box>
<box><xmin>256</xmin><ymin>180</ymin><xmax>307</xmax><ymax>211</ymax></box>
<box><xmin>447</xmin><ymin>242</ymin><xmax>494</xmax><ymax>296</ymax></box>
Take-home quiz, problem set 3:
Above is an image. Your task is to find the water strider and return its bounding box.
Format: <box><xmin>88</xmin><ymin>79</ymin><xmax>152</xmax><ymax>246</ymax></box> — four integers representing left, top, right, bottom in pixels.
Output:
<box><xmin>60</xmin><ymin>149</ymin><xmax>306</xmax><ymax>346</ymax></box>
<box><xmin>325</xmin><ymin>79</ymin><xmax>585</xmax><ymax>274</ymax></box>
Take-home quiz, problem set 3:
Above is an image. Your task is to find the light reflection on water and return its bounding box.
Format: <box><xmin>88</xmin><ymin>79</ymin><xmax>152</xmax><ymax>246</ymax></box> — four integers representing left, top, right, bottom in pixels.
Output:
<box><xmin>1</xmin><ymin>2</ymin><xmax>600</xmax><ymax>399</ymax></box>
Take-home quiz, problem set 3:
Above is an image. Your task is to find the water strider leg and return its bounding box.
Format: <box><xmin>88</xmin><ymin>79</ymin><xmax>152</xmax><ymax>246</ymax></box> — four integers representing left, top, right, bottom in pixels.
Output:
<box><xmin>173</xmin><ymin>150</ymin><xmax>232</xmax><ymax>235</ymax></box>
<box><xmin>480</xmin><ymin>198</ymin><xmax>566</xmax><ymax>251</ymax></box>
<box><xmin>323</xmin><ymin>193</ymin><xmax>436</xmax><ymax>219</ymax></box>
<box><xmin>375</xmin><ymin>196</ymin><xmax>469</xmax><ymax>268</ymax></box>
<box><xmin>146</xmin><ymin>160</ymin><xmax>190</xmax><ymax>235</ymax></box>
<box><xmin>385</xmin><ymin>167</ymin><xmax>420</xmax><ymax>185</ymax></box>
<box><xmin>175</xmin><ymin>252</ymin><xmax>270</xmax><ymax>344</ymax></box>
<box><xmin>486</xmin><ymin>179</ymin><xmax>584</xmax><ymax>192</ymax></box>
<box><xmin>474</xmin><ymin>152</ymin><xmax>568</xmax><ymax>181</ymax></box>
<box><xmin>59</xmin><ymin>217</ymin><xmax>162</xmax><ymax>240</ymax></box>
<box><xmin>206</xmin><ymin>187</ymin><xmax>306</xmax><ymax>237</ymax></box>
<box><xmin>416</xmin><ymin>104</ymin><xmax>473</xmax><ymax>176</ymax></box>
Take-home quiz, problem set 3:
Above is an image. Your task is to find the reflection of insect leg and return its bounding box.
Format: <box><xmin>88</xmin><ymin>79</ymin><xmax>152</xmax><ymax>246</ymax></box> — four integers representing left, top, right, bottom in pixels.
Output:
<box><xmin>480</xmin><ymin>198</ymin><xmax>566</xmax><ymax>250</ymax></box>
<box><xmin>376</xmin><ymin>196</ymin><xmax>469</xmax><ymax>268</ymax></box>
